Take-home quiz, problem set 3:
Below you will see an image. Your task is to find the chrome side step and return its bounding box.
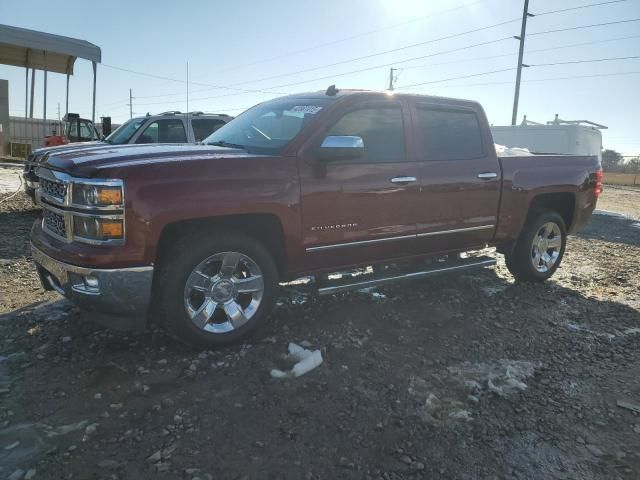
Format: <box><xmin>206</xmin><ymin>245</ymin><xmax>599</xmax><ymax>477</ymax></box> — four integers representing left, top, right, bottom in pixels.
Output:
<box><xmin>317</xmin><ymin>256</ymin><xmax>496</xmax><ymax>296</ymax></box>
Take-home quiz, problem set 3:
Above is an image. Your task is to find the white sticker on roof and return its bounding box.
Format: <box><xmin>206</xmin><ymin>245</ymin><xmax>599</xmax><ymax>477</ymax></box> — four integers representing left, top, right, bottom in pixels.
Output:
<box><xmin>290</xmin><ymin>106</ymin><xmax>323</xmax><ymax>114</ymax></box>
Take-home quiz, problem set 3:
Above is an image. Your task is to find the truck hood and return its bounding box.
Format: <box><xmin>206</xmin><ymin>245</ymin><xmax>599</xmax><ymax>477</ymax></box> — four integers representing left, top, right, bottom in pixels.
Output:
<box><xmin>31</xmin><ymin>141</ymin><xmax>106</xmax><ymax>160</ymax></box>
<box><xmin>41</xmin><ymin>143</ymin><xmax>250</xmax><ymax>177</ymax></box>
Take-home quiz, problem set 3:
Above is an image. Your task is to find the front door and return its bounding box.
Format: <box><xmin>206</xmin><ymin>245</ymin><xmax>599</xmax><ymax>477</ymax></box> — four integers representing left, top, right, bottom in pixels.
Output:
<box><xmin>298</xmin><ymin>100</ymin><xmax>421</xmax><ymax>272</ymax></box>
<box><xmin>411</xmin><ymin>102</ymin><xmax>501</xmax><ymax>253</ymax></box>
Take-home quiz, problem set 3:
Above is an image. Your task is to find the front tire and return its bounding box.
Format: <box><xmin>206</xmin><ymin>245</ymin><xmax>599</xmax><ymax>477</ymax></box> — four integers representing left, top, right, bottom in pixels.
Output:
<box><xmin>156</xmin><ymin>232</ymin><xmax>278</xmax><ymax>347</ymax></box>
<box><xmin>504</xmin><ymin>211</ymin><xmax>567</xmax><ymax>282</ymax></box>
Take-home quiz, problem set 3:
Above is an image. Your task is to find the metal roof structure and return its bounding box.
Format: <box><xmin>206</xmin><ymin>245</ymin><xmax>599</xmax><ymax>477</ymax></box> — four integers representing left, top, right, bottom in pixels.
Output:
<box><xmin>0</xmin><ymin>24</ymin><xmax>101</xmax><ymax>122</ymax></box>
<box><xmin>0</xmin><ymin>24</ymin><xmax>101</xmax><ymax>74</ymax></box>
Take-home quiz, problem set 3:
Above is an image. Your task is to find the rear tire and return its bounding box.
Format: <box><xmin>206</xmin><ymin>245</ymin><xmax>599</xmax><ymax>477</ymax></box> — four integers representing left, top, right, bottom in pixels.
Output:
<box><xmin>504</xmin><ymin>211</ymin><xmax>567</xmax><ymax>282</ymax></box>
<box><xmin>156</xmin><ymin>232</ymin><xmax>278</xmax><ymax>347</ymax></box>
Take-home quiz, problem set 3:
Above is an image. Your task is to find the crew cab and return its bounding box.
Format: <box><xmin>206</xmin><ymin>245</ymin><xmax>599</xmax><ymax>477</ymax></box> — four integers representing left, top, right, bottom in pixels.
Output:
<box><xmin>23</xmin><ymin>111</ymin><xmax>232</xmax><ymax>200</ymax></box>
<box><xmin>30</xmin><ymin>89</ymin><xmax>603</xmax><ymax>346</ymax></box>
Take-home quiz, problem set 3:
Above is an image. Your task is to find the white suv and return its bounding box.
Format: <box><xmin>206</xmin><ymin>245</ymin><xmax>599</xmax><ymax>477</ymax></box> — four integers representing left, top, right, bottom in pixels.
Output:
<box><xmin>24</xmin><ymin>111</ymin><xmax>233</xmax><ymax>199</ymax></box>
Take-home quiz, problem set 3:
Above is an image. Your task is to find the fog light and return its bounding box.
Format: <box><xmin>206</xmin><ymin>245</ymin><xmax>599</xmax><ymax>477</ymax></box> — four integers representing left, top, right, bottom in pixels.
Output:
<box><xmin>70</xmin><ymin>273</ymin><xmax>101</xmax><ymax>295</ymax></box>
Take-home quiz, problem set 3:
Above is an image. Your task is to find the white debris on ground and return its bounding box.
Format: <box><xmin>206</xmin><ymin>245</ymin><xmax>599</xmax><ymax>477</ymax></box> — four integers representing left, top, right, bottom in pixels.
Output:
<box><xmin>449</xmin><ymin>359</ymin><xmax>539</xmax><ymax>397</ymax></box>
<box><xmin>270</xmin><ymin>343</ymin><xmax>323</xmax><ymax>379</ymax></box>
<box><xmin>357</xmin><ymin>287</ymin><xmax>387</xmax><ymax>300</ymax></box>
<box><xmin>481</xmin><ymin>285</ymin><xmax>509</xmax><ymax>297</ymax></box>
<box><xmin>564</xmin><ymin>320</ymin><xmax>640</xmax><ymax>341</ymax></box>
<box><xmin>594</xmin><ymin>209</ymin><xmax>639</xmax><ymax>221</ymax></box>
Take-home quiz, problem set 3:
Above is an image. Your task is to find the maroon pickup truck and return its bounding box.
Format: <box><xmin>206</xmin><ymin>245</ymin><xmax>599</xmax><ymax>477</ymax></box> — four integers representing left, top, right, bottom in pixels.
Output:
<box><xmin>30</xmin><ymin>89</ymin><xmax>603</xmax><ymax>346</ymax></box>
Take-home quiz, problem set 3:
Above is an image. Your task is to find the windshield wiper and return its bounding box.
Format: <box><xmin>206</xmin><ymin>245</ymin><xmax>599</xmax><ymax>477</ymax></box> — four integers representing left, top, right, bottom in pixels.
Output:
<box><xmin>208</xmin><ymin>140</ymin><xmax>246</xmax><ymax>150</ymax></box>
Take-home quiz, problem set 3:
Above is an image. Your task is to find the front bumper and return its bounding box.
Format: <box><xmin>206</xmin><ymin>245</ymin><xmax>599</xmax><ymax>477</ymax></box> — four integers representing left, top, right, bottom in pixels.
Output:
<box><xmin>31</xmin><ymin>244</ymin><xmax>154</xmax><ymax>328</ymax></box>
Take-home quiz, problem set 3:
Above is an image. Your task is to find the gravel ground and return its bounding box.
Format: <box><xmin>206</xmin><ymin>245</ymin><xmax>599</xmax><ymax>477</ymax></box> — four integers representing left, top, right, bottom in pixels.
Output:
<box><xmin>1</xmin><ymin>164</ymin><xmax>639</xmax><ymax>479</ymax></box>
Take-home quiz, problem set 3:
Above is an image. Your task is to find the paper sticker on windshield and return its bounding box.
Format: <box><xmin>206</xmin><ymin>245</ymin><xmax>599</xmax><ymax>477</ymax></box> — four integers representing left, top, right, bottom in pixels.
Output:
<box><xmin>290</xmin><ymin>105</ymin><xmax>323</xmax><ymax>114</ymax></box>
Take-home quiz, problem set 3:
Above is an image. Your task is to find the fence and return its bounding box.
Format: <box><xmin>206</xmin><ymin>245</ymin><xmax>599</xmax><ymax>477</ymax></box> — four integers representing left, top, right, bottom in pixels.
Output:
<box><xmin>7</xmin><ymin>116</ymin><xmax>114</xmax><ymax>158</ymax></box>
<box><xmin>604</xmin><ymin>172</ymin><xmax>640</xmax><ymax>186</ymax></box>
<box><xmin>9</xmin><ymin>116</ymin><xmax>62</xmax><ymax>155</ymax></box>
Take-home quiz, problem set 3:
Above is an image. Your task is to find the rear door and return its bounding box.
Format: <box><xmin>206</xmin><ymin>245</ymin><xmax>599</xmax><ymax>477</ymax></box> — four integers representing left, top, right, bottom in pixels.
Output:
<box><xmin>191</xmin><ymin>118</ymin><xmax>227</xmax><ymax>142</ymax></box>
<box><xmin>298</xmin><ymin>99</ymin><xmax>422</xmax><ymax>271</ymax></box>
<box><xmin>133</xmin><ymin>119</ymin><xmax>188</xmax><ymax>144</ymax></box>
<box><xmin>411</xmin><ymin>102</ymin><xmax>501</xmax><ymax>252</ymax></box>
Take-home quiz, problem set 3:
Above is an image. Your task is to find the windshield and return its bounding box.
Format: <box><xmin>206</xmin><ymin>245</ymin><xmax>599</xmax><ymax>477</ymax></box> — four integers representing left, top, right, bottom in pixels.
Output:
<box><xmin>203</xmin><ymin>98</ymin><xmax>331</xmax><ymax>154</ymax></box>
<box><xmin>105</xmin><ymin>118</ymin><xmax>146</xmax><ymax>144</ymax></box>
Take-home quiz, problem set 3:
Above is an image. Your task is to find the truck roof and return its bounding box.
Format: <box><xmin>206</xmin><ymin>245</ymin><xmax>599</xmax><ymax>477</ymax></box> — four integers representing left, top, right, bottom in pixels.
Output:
<box><xmin>278</xmin><ymin>88</ymin><xmax>482</xmax><ymax>108</ymax></box>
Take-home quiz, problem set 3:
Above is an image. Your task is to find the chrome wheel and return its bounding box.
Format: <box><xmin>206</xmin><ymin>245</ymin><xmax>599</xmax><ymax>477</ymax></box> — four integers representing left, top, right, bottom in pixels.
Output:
<box><xmin>530</xmin><ymin>222</ymin><xmax>562</xmax><ymax>273</ymax></box>
<box><xmin>183</xmin><ymin>251</ymin><xmax>264</xmax><ymax>334</ymax></box>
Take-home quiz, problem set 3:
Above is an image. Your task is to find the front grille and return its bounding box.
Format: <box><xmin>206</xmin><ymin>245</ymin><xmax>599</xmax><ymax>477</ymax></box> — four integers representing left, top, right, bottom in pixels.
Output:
<box><xmin>40</xmin><ymin>178</ymin><xmax>67</xmax><ymax>203</ymax></box>
<box><xmin>43</xmin><ymin>209</ymin><xmax>67</xmax><ymax>239</ymax></box>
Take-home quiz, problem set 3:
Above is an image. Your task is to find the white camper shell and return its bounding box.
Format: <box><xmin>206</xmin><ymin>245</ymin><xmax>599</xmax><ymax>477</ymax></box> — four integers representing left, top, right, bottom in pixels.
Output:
<box><xmin>491</xmin><ymin>115</ymin><xmax>606</xmax><ymax>161</ymax></box>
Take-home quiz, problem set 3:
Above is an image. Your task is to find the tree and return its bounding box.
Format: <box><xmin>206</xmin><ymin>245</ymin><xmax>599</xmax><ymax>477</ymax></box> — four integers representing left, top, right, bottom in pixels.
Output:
<box><xmin>601</xmin><ymin>149</ymin><xmax>623</xmax><ymax>171</ymax></box>
<box><xmin>624</xmin><ymin>156</ymin><xmax>640</xmax><ymax>174</ymax></box>
<box><xmin>601</xmin><ymin>149</ymin><xmax>624</xmax><ymax>171</ymax></box>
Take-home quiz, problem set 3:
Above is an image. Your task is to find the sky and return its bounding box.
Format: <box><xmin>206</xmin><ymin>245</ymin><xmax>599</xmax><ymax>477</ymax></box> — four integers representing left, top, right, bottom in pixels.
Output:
<box><xmin>1</xmin><ymin>0</ymin><xmax>639</xmax><ymax>155</ymax></box>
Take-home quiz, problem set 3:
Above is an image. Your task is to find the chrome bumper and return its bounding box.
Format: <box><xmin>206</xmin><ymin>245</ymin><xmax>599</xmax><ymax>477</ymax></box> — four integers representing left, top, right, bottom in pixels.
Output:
<box><xmin>31</xmin><ymin>245</ymin><xmax>154</xmax><ymax>319</ymax></box>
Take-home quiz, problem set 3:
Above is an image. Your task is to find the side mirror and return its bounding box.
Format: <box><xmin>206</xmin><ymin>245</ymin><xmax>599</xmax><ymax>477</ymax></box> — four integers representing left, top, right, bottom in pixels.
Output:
<box><xmin>318</xmin><ymin>135</ymin><xmax>364</xmax><ymax>161</ymax></box>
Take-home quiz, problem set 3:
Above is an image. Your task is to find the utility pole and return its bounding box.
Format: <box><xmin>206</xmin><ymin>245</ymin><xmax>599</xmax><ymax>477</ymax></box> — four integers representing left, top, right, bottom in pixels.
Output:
<box><xmin>128</xmin><ymin>88</ymin><xmax>133</xmax><ymax>119</ymax></box>
<box><xmin>511</xmin><ymin>0</ymin><xmax>533</xmax><ymax>125</ymax></box>
<box><xmin>387</xmin><ymin>67</ymin><xmax>397</xmax><ymax>91</ymax></box>
<box><xmin>57</xmin><ymin>103</ymin><xmax>61</xmax><ymax>121</ymax></box>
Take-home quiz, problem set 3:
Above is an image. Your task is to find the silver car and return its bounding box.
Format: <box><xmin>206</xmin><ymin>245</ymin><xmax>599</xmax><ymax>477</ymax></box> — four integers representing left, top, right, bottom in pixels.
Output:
<box><xmin>23</xmin><ymin>111</ymin><xmax>232</xmax><ymax>199</ymax></box>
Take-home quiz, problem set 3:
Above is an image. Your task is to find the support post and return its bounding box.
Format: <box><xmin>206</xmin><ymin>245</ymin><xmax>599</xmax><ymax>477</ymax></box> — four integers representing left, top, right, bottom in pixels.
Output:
<box><xmin>511</xmin><ymin>0</ymin><xmax>531</xmax><ymax>125</ymax></box>
<box><xmin>25</xmin><ymin>68</ymin><xmax>29</xmax><ymax>118</ymax></box>
<box><xmin>24</xmin><ymin>49</ymin><xmax>30</xmax><ymax>118</ymax></box>
<box><xmin>92</xmin><ymin>61</ymin><xmax>97</xmax><ymax>124</ymax></box>
<box><xmin>29</xmin><ymin>68</ymin><xmax>35</xmax><ymax>118</ymax></box>
<box><xmin>43</xmin><ymin>51</ymin><xmax>48</xmax><ymax>121</ymax></box>
<box><xmin>129</xmin><ymin>88</ymin><xmax>133</xmax><ymax>119</ymax></box>
<box><xmin>65</xmin><ymin>73</ymin><xmax>70</xmax><ymax>116</ymax></box>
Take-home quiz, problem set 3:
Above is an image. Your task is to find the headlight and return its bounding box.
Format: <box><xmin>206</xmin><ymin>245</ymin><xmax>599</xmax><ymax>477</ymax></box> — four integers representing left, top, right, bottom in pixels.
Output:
<box><xmin>72</xmin><ymin>184</ymin><xmax>123</xmax><ymax>207</ymax></box>
<box><xmin>73</xmin><ymin>216</ymin><xmax>124</xmax><ymax>241</ymax></box>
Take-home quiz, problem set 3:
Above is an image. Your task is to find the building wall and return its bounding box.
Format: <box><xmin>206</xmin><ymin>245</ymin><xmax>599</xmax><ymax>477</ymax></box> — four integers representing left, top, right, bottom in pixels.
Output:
<box><xmin>0</xmin><ymin>79</ymin><xmax>9</xmax><ymax>155</ymax></box>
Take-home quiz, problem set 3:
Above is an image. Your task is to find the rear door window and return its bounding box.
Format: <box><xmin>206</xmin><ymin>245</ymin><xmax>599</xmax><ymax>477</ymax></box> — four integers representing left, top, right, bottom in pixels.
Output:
<box><xmin>327</xmin><ymin>105</ymin><xmax>405</xmax><ymax>163</ymax></box>
<box><xmin>136</xmin><ymin>119</ymin><xmax>187</xmax><ymax>144</ymax></box>
<box><xmin>414</xmin><ymin>106</ymin><xmax>484</xmax><ymax>161</ymax></box>
<box><xmin>191</xmin><ymin>119</ymin><xmax>226</xmax><ymax>142</ymax></box>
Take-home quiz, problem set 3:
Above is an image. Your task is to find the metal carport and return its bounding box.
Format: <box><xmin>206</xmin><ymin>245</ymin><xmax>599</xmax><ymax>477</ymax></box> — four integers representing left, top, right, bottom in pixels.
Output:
<box><xmin>0</xmin><ymin>24</ymin><xmax>101</xmax><ymax>122</ymax></box>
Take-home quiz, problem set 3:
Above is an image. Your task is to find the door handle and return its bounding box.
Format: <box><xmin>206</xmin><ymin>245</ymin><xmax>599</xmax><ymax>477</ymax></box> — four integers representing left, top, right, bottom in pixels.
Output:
<box><xmin>477</xmin><ymin>172</ymin><xmax>498</xmax><ymax>179</ymax></box>
<box><xmin>391</xmin><ymin>176</ymin><xmax>417</xmax><ymax>184</ymax></box>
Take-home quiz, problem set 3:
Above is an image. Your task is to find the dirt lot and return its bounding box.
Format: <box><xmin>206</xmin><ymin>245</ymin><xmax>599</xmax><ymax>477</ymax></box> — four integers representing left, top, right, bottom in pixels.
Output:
<box><xmin>1</xmin><ymin>164</ymin><xmax>639</xmax><ymax>480</ymax></box>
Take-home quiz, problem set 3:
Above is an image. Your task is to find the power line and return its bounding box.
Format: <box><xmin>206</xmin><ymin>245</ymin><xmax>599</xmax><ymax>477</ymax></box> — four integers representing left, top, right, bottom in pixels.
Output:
<box><xmin>135</xmin><ymin>17</ymin><xmax>527</xmax><ymax>103</ymax></box>
<box><xmin>101</xmin><ymin>63</ymin><xmax>288</xmax><ymax>96</ymax></box>
<box><xmin>213</xmin><ymin>0</ymin><xmax>492</xmax><ymax>75</ymax></box>
<box><xmin>201</xmin><ymin>38</ymin><xmax>640</xmax><ymax>99</ymax></box>
<box><xmin>139</xmin><ymin>17</ymin><xmax>640</xmax><ymax>105</ymax></box>
<box><xmin>137</xmin><ymin>32</ymin><xmax>640</xmax><ymax>106</ymax></box>
<box><xmin>397</xmin><ymin>56</ymin><xmax>640</xmax><ymax>90</ymax></box>
<box><xmin>103</xmin><ymin>12</ymin><xmax>640</xmax><ymax>107</ymax></box>
<box><xmin>529</xmin><ymin>18</ymin><xmax>640</xmax><ymax>36</ymax></box>
<box><xmin>397</xmin><ymin>68</ymin><xmax>517</xmax><ymax>89</ymax></box>
<box><xmin>533</xmin><ymin>0</ymin><xmax>629</xmax><ymax>17</ymax></box>
<box><xmin>409</xmin><ymin>70</ymin><xmax>640</xmax><ymax>89</ymax></box>
<box><xmin>400</xmin><ymin>34</ymin><xmax>640</xmax><ymax>69</ymax></box>
<box><xmin>396</xmin><ymin>56</ymin><xmax>640</xmax><ymax>89</ymax></box>
<box><xmin>134</xmin><ymin>38</ymin><xmax>516</xmax><ymax>106</ymax></box>
<box><xmin>220</xmin><ymin>18</ymin><xmax>523</xmax><ymax>88</ymax></box>
<box><xmin>532</xmin><ymin>56</ymin><xmax>640</xmax><ymax>67</ymax></box>
<box><xmin>138</xmin><ymin>0</ymin><xmax>630</xmax><ymax>97</ymax></box>
<box><xmin>136</xmin><ymin>37</ymin><xmax>514</xmax><ymax>102</ymax></box>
